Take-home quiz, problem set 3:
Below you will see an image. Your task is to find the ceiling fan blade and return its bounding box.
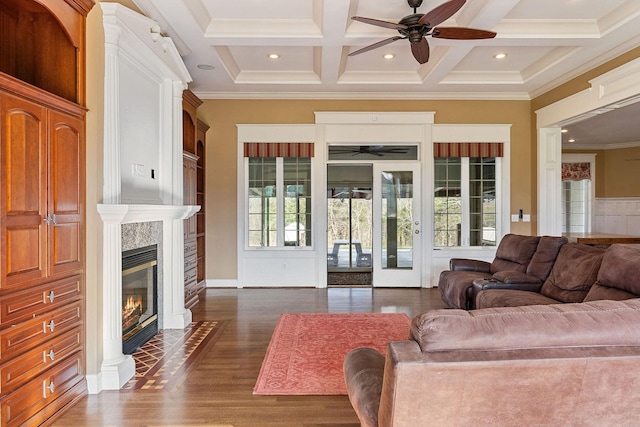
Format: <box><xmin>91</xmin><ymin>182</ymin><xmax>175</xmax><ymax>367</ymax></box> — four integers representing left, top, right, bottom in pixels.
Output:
<box><xmin>411</xmin><ymin>37</ymin><xmax>430</xmax><ymax>64</ymax></box>
<box><xmin>432</xmin><ymin>27</ymin><xmax>497</xmax><ymax>40</ymax></box>
<box><xmin>351</xmin><ymin>16</ymin><xmax>408</xmax><ymax>31</ymax></box>
<box><xmin>349</xmin><ymin>36</ymin><xmax>405</xmax><ymax>57</ymax></box>
<box><xmin>419</xmin><ymin>0</ymin><xmax>466</xmax><ymax>27</ymax></box>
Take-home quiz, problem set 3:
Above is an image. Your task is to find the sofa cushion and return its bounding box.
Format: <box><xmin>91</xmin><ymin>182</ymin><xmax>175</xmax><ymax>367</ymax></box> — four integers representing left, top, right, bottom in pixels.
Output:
<box><xmin>539</xmin><ymin>243</ymin><xmax>605</xmax><ymax>303</ymax></box>
<box><xmin>584</xmin><ymin>283</ymin><xmax>638</xmax><ymax>302</ymax></box>
<box><xmin>591</xmin><ymin>244</ymin><xmax>640</xmax><ymax>296</ymax></box>
<box><xmin>525</xmin><ymin>235</ymin><xmax>568</xmax><ymax>281</ymax></box>
<box><xmin>410</xmin><ymin>299</ymin><xmax>640</xmax><ymax>353</ymax></box>
<box><xmin>490</xmin><ymin>234</ymin><xmax>540</xmax><ymax>274</ymax></box>
<box><xmin>475</xmin><ymin>289</ymin><xmax>561</xmax><ymax>309</ymax></box>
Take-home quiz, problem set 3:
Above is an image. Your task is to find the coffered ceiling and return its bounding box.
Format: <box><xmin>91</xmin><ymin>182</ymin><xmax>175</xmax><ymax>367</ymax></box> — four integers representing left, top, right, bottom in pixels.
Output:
<box><xmin>131</xmin><ymin>0</ymin><xmax>640</xmax><ymax>146</ymax></box>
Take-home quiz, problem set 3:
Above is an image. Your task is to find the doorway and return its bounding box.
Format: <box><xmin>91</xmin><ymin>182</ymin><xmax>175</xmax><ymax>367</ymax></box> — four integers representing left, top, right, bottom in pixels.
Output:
<box><xmin>326</xmin><ymin>162</ymin><xmax>422</xmax><ymax>287</ymax></box>
<box><xmin>327</xmin><ymin>164</ymin><xmax>373</xmax><ymax>286</ymax></box>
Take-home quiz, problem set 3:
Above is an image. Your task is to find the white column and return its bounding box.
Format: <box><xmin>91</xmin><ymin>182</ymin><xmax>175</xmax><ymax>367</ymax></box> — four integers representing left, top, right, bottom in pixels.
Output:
<box><xmin>537</xmin><ymin>127</ymin><xmax>563</xmax><ymax>236</ymax></box>
<box><xmin>99</xmin><ymin>220</ymin><xmax>135</xmax><ymax>390</ymax></box>
<box><xmin>162</xmin><ymin>218</ymin><xmax>192</xmax><ymax>329</ymax></box>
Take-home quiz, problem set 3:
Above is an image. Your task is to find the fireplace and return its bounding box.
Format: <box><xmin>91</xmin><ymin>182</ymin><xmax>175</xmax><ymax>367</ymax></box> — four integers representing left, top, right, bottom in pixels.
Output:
<box><xmin>122</xmin><ymin>244</ymin><xmax>158</xmax><ymax>354</ymax></box>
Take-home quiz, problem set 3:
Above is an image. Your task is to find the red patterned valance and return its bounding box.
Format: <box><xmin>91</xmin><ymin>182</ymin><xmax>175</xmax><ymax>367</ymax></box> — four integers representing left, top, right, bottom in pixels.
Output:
<box><xmin>562</xmin><ymin>162</ymin><xmax>591</xmax><ymax>181</ymax></box>
<box><xmin>244</xmin><ymin>142</ymin><xmax>314</xmax><ymax>158</ymax></box>
<box><xmin>434</xmin><ymin>142</ymin><xmax>503</xmax><ymax>157</ymax></box>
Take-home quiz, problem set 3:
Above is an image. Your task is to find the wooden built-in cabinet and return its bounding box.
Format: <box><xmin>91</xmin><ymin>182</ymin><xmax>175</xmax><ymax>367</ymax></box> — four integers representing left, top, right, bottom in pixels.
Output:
<box><xmin>196</xmin><ymin>120</ymin><xmax>209</xmax><ymax>287</ymax></box>
<box><xmin>182</xmin><ymin>90</ymin><xmax>207</xmax><ymax>309</ymax></box>
<box><xmin>0</xmin><ymin>0</ymin><xmax>92</xmax><ymax>424</ymax></box>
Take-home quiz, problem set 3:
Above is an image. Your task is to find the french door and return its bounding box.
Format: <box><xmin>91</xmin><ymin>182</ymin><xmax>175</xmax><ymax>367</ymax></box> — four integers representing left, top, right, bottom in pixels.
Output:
<box><xmin>372</xmin><ymin>163</ymin><xmax>421</xmax><ymax>287</ymax></box>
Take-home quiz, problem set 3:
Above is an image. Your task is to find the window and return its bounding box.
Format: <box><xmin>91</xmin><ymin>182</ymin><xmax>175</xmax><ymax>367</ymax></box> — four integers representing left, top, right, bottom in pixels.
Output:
<box><xmin>284</xmin><ymin>158</ymin><xmax>311</xmax><ymax>246</ymax></box>
<box><xmin>561</xmin><ymin>156</ymin><xmax>595</xmax><ymax>234</ymax></box>
<box><xmin>245</xmin><ymin>143</ymin><xmax>313</xmax><ymax>248</ymax></box>
<box><xmin>248</xmin><ymin>158</ymin><xmax>277</xmax><ymax>246</ymax></box>
<box><xmin>433</xmin><ymin>143</ymin><xmax>501</xmax><ymax>247</ymax></box>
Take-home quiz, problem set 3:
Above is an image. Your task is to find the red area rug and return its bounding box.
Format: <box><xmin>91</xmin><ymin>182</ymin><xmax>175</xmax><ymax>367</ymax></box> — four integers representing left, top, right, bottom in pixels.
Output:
<box><xmin>253</xmin><ymin>313</ymin><xmax>411</xmax><ymax>395</ymax></box>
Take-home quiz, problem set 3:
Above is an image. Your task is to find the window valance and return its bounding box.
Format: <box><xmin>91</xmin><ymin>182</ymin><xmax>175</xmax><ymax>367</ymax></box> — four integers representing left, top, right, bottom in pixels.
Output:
<box><xmin>434</xmin><ymin>142</ymin><xmax>503</xmax><ymax>158</ymax></box>
<box><xmin>244</xmin><ymin>142</ymin><xmax>314</xmax><ymax>158</ymax></box>
<box><xmin>562</xmin><ymin>162</ymin><xmax>591</xmax><ymax>181</ymax></box>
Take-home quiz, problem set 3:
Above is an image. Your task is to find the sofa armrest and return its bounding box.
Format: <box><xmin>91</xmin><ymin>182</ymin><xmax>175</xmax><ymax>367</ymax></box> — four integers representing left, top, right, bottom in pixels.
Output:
<box><xmin>449</xmin><ymin>258</ymin><xmax>491</xmax><ymax>272</ymax></box>
<box><xmin>344</xmin><ymin>347</ymin><xmax>386</xmax><ymax>427</ymax></box>
<box><xmin>491</xmin><ymin>270</ymin><xmax>543</xmax><ymax>285</ymax></box>
<box><xmin>472</xmin><ymin>278</ymin><xmax>543</xmax><ymax>294</ymax></box>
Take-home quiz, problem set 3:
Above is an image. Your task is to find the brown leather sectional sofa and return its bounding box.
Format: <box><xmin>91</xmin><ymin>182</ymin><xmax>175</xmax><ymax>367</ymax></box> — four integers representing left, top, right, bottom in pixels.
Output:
<box><xmin>344</xmin><ymin>298</ymin><xmax>640</xmax><ymax>426</ymax></box>
<box><xmin>438</xmin><ymin>234</ymin><xmax>568</xmax><ymax>309</ymax></box>
<box><xmin>343</xmin><ymin>240</ymin><xmax>640</xmax><ymax>426</ymax></box>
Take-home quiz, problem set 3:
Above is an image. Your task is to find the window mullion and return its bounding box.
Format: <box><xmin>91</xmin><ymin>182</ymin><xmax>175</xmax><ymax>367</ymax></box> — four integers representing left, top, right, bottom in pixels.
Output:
<box><xmin>276</xmin><ymin>157</ymin><xmax>285</xmax><ymax>247</ymax></box>
<box><xmin>460</xmin><ymin>157</ymin><xmax>470</xmax><ymax>246</ymax></box>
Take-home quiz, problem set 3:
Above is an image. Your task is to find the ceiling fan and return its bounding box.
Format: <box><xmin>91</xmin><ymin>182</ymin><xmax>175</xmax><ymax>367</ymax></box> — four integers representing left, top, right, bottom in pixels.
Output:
<box><xmin>349</xmin><ymin>0</ymin><xmax>496</xmax><ymax>64</ymax></box>
<box><xmin>330</xmin><ymin>145</ymin><xmax>410</xmax><ymax>156</ymax></box>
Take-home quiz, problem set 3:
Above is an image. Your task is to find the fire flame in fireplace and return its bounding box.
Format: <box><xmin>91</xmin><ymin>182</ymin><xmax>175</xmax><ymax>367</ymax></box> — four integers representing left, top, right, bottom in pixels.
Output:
<box><xmin>122</xmin><ymin>295</ymin><xmax>143</xmax><ymax>330</ymax></box>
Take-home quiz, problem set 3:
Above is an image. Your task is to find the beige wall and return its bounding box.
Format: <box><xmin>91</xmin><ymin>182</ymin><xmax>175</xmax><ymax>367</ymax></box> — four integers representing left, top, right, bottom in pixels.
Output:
<box><xmin>534</xmin><ymin>46</ymin><xmax>640</xmax><ymax>205</ymax></box>
<box><xmin>564</xmin><ymin>147</ymin><xmax>640</xmax><ymax>198</ymax></box>
<box><xmin>601</xmin><ymin>147</ymin><xmax>640</xmax><ymax>197</ymax></box>
<box><xmin>197</xmin><ymin>100</ymin><xmax>532</xmax><ymax>280</ymax></box>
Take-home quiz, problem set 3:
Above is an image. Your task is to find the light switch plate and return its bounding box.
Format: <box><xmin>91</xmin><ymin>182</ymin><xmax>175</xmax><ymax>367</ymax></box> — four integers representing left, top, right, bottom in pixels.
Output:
<box><xmin>511</xmin><ymin>214</ymin><xmax>519</xmax><ymax>222</ymax></box>
<box><xmin>523</xmin><ymin>214</ymin><xmax>531</xmax><ymax>222</ymax></box>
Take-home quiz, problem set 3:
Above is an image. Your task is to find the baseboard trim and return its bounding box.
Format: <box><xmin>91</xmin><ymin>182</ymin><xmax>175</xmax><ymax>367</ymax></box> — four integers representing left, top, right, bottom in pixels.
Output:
<box><xmin>206</xmin><ymin>279</ymin><xmax>239</xmax><ymax>288</ymax></box>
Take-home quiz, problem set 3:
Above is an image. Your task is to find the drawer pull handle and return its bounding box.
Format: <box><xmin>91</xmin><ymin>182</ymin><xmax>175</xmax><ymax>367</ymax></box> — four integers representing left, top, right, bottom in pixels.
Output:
<box><xmin>45</xmin><ymin>349</ymin><xmax>55</xmax><ymax>361</ymax></box>
<box><xmin>46</xmin><ymin>320</ymin><xmax>55</xmax><ymax>332</ymax></box>
<box><xmin>48</xmin><ymin>291</ymin><xmax>55</xmax><ymax>303</ymax></box>
<box><xmin>43</xmin><ymin>381</ymin><xmax>55</xmax><ymax>397</ymax></box>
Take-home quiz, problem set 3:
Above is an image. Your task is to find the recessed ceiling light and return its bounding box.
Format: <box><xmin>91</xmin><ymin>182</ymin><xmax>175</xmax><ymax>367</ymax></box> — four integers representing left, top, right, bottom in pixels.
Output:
<box><xmin>568</xmin><ymin>138</ymin><xmax>576</xmax><ymax>143</ymax></box>
<box><xmin>494</xmin><ymin>53</ymin><xmax>507</xmax><ymax>59</ymax></box>
<box><xmin>561</xmin><ymin>129</ymin><xmax>568</xmax><ymax>133</ymax></box>
<box><xmin>383</xmin><ymin>53</ymin><xmax>395</xmax><ymax>59</ymax></box>
<box><xmin>197</xmin><ymin>64</ymin><xmax>215</xmax><ymax>70</ymax></box>
<box><xmin>268</xmin><ymin>53</ymin><xmax>280</xmax><ymax>59</ymax></box>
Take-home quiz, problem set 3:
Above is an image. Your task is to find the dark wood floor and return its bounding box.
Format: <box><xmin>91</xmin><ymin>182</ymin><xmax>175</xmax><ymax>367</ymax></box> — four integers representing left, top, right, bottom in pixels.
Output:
<box><xmin>54</xmin><ymin>287</ymin><xmax>447</xmax><ymax>427</ymax></box>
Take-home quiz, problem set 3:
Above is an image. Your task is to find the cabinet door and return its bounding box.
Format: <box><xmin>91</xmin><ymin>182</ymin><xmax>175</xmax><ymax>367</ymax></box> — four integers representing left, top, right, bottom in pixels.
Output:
<box><xmin>0</xmin><ymin>93</ymin><xmax>48</xmax><ymax>289</ymax></box>
<box><xmin>183</xmin><ymin>155</ymin><xmax>197</xmax><ymax>239</ymax></box>
<box><xmin>48</xmin><ymin>109</ymin><xmax>84</xmax><ymax>277</ymax></box>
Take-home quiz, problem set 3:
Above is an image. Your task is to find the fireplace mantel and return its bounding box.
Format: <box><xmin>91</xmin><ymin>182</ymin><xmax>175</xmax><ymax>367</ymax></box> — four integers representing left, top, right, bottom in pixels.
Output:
<box><xmin>98</xmin><ymin>203</ymin><xmax>200</xmax><ymax>224</ymax></box>
<box><xmin>91</xmin><ymin>3</ymin><xmax>196</xmax><ymax>394</ymax></box>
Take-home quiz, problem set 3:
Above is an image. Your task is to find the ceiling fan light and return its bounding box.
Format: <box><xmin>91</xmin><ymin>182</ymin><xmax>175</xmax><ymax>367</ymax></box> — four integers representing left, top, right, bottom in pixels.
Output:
<box><xmin>494</xmin><ymin>53</ymin><xmax>507</xmax><ymax>59</ymax></box>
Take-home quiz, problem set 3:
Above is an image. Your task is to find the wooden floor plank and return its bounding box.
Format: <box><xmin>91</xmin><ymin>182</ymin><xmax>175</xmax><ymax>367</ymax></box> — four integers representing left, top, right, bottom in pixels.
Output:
<box><xmin>53</xmin><ymin>287</ymin><xmax>447</xmax><ymax>426</ymax></box>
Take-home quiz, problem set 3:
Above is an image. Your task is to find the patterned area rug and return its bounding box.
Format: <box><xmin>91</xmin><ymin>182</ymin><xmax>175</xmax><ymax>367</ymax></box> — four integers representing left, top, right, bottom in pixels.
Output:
<box><xmin>122</xmin><ymin>320</ymin><xmax>225</xmax><ymax>391</ymax></box>
<box><xmin>253</xmin><ymin>313</ymin><xmax>411</xmax><ymax>395</ymax></box>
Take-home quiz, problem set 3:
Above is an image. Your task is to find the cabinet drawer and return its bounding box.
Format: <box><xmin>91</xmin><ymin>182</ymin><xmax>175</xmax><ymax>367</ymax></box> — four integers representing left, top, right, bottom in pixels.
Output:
<box><xmin>184</xmin><ymin>240</ymin><xmax>197</xmax><ymax>257</ymax></box>
<box><xmin>184</xmin><ymin>266</ymin><xmax>197</xmax><ymax>283</ymax></box>
<box><xmin>0</xmin><ymin>302</ymin><xmax>82</xmax><ymax>361</ymax></box>
<box><xmin>0</xmin><ymin>326</ymin><xmax>82</xmax><ymax>395</ymax></box>
<box><xmin>0</xmin><ymin>275</ymin><xmax>82</xmax><ymax>326</ymax></box>
<box><xmin>184</xmin><ymin>255</ymin><xmax>197</xmax><ymax>272</ymax></box>
<box><xmin>1</xmin><ymin>352</ymin><xmax>85</xmax><ymax>427</ymax></box>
